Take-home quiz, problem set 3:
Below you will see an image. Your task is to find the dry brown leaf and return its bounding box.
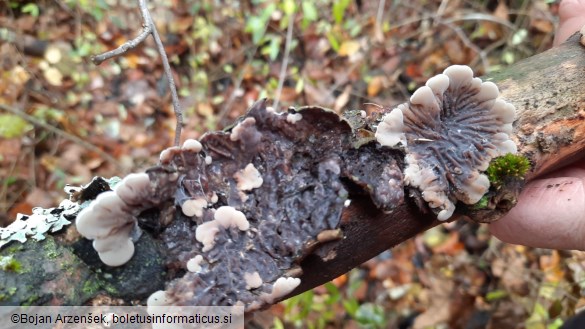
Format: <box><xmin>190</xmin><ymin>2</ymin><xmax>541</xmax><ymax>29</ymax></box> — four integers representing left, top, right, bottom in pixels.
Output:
<box><xmin>197</xmin><ymin>103</ymin><xmax>214</xmax><ymax>117</ymax></box>
<box><xmin>43</xmin><ymin>66</ymin><xmax>63</xmax><ymax>86</ymax></box>
<box><xmin>367</xmin><ymin>76</ymin><xmax>384</xmax><ymax>97</ymax></box>
<box><xmin>540</xmin><ymin>251</ymin><xmax>565</xmax><ymax>283</ymax></box>
<box><xmin>444</xmin><ymin>39</ymin><xmax>466</xmax><ymax>64</ymax></box>
<box><xmin>413</xmin><ymin>278</ymin><xmax>454</xmax><ymax>329</ymax></box>
<box><xmin>338</xmin><ymin>40</ymin><xmax>360</xmax><ymax>57</ymax></box>
<box><xmin>7</xmin><ymin>201</ymin><xmax>33</xmax><ymax>222</ymax></box>
<box><xmin>25</xmin><ymin>187</ymin><xmax>55</xmax><ymax>209</ymax></box>
<box><xmin>432</xmin><ymin>232</ymin><xmax>465</xmax><ymax>255</ymax></box>
<box><xmin>334</xmin><ymin>85</ymin><xmax>351</xmax><ymax>112</ymax></box>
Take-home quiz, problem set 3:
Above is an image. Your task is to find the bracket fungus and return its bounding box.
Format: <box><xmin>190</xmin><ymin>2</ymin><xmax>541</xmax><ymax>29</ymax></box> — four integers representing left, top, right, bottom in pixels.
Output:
<box><xmin>76</xmin><ymin>173</ymin><xmax>155</xmax><ymax>266</ymax></box>
<box><xmin>66</xmin><ymin>99</ymin><xmax>410</xmax><ymax>310</ymax></box>
<box><xmin>375</xmin><ymin>65</ymin><xmax>517</xmax><ymax>220</ymax></box>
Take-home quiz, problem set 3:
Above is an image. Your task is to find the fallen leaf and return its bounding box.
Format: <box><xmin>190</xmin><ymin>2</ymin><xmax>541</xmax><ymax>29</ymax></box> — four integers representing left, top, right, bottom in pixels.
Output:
<box><xmin>334</xmin><ymin>85</ymin><xmax>351</xmax><ymax>112</ymax></box>
<box><xmin>25</xmin><ymin>187</ymin><xmax>55</xmax><ymax>209</ymax></box>
<box><xmin>0</xmin><ymin>114</ymin><xmax>33</xmax><ymax>138</ymax></box>
<box><xmin>367</xmin><ymin>76</ymin><xmax>384</xmax><ymax>97</ymax></box>
<box><xmin>338</xmin><ymin>40</ymin><xmax>360</xmax><ymax>56</ymax></box>
<box><xmin>43</xmin><ymin>66</ymin><xmax>63</xmax><ymax>86</ymax></box>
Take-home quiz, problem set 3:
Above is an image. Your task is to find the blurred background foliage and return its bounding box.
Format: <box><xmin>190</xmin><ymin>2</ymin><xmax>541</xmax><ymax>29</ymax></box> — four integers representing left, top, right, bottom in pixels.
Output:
<box><xmin>2</xmin><ymin>0</ymin><xmax>582</xmax><ymax>328</ymax></box>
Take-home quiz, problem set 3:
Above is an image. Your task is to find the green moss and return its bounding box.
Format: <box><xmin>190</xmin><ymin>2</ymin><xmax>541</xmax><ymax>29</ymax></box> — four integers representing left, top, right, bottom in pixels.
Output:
<box><xmin>3</xmin><ymin>244</ymin><xmax>24</xmax><ymax>255</ymax></box>
<box><xmin>473</xmin><ymin>195</ymin><xmax>490</xmax><ymax>210</ymax></box>
<box><xmin>22</xmin><ymin>294</ymin><xmax>39</xmax><ymax>306</ymax></box>
<box><xmin>486</xmin><ymin>154</ymin><xmax>530</xmax><ymax>187</ymax></box>
<box><xmin>41</xmin><ymin>238</ymin><xmax>65</xmax><ymax>266</ymax></box>
<box><xmin>0</xmin><ymin>255</ymin><xmax>23</xmax><ymax>273</ymax></box>
<box><xmin>0</xmin><ymin>287</ymin><xmax>18</xmax><ymax>301</ymax></box>
<box><xmin>82</xmin><ymin>279</ymin><xmax>102</xmax><ymax>296</ymax></box>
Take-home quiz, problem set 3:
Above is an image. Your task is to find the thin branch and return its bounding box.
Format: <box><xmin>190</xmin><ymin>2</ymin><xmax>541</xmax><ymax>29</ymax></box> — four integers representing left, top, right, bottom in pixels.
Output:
<box><xmin>90</xmin><ymin>27</ymin><xmax>151</xmax><ymax>65</ymax></box>
<box><xmin>375</xmin><ymin>0</ymin><xmax>386</xmax><ymax>41</ymax></box>
<box><xmin>150</xmin><ymin>16</ymin><xmax>183</xmax><ymax>147</ymax></box>
<box><xmin>90</xmin><ymin>0</ymin><xmax>183</xmax><ymax>146</ymax></box>
<box><xmin>0</xmin><ymin>104</ymin><xmax>126</xmax><ymax>173</ymax></box>
<box><xmin>273</xmin><ymin>14</ymin><xmax>295</xmax><ymax>112</ymax></box>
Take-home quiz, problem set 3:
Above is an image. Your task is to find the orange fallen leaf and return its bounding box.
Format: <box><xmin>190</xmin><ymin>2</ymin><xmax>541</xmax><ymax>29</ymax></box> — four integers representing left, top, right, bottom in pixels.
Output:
<box><xmin>338</xmin><ymin>40</ymin><xmax>360</xmax><ymax>57</ymax></box>
<box><xmin>367</xmin><ymin>76</ymin><xmax>384</xmax><ymax>97</ymax></box>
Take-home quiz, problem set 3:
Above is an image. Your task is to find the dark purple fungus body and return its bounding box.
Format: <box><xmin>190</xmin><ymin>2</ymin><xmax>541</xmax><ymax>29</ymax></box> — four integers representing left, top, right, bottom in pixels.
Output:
<box><xmin>76</xmin><ymin>99</ymin><xmax>405</xmax><ymax>310</ymax></box>
<box><xmin>73</xmin><ymin>65</ymin><xmax>515</xmax><ymax>309</ymax></box>
<box><xmin>157</xmin><ymin>101</ymin><xmax>401</xmax><ymax>310</ymax></box>
<box><xmin>375</xmin><ymin>65</ymin><xmax>516</xmax><ymax>220</ymax></box>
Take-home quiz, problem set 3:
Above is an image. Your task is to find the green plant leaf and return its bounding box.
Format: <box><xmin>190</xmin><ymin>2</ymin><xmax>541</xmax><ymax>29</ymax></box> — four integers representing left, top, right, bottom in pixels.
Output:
<box><xmin>22</xmin><ymin>3</ymin><xmax>40</xmax><ymax>17</ymax></box>
<box><xmin>302</xmin><ymin>1</ymin><xmax>317</xmax><ymax>21</ymax></box>
<box><xmin>261</xmin><ymin>35</ymin><xmax>282</xmax><ymax>61</ymax></box>
<box><xmin>0</xmin><ymin>114</ymin><xmax>33</xmax><ymax>138</ymax></box>
<box><xmin>282</xmin><ymin>0</ymin><xmax>296</xmax><ymax>16</ymax></box>
<box><xmin>354</xmin><ymin>303</ymin><xmax>386</xmax><ymax>328</ymax></box>
<box><xmin>332</xmin><ymin>0</ymin><xmax>351</xmax><ymax>24</ymax></box>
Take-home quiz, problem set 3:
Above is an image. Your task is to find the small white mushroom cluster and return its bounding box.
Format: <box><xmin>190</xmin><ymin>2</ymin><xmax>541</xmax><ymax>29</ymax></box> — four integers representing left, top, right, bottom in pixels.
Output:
<box><xmin>375</xmin><ymin>65</ymin><xmax>517</xmax><ymax>220</ymax></box>
<box><xmin>246</xmin><ymin>276</ymin><xmax>301</xmax><ymax>311</ymax></box>
<box><xmin>76</xmin><ymin>173</ymin><xmax>151</xmax><ymax>266</ymax></box>
<box><xmin>195</xmin><ymin>206</ymin><xmax>250</xmax><ymax>252</ymax></box>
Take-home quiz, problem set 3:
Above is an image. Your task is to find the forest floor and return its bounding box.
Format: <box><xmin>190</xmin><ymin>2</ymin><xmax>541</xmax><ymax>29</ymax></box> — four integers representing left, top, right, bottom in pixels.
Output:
<box><xmin>1</xmin><ymin>0</ymin><xmax>582</xmax><ymax>328</ymax></box>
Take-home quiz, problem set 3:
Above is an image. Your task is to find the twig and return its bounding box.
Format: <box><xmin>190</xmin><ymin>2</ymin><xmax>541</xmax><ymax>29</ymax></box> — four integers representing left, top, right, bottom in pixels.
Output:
<box><xmin>375</xmin><ymin>0</ymin><xmax>386</xmax><ymax>41</ymax></box>
<box><xmin>0</xmin><ymin>104</ymin><xmax>126</xmax><ymax>173</ymax></box>
<box><xmin>149</xmin><ymin>13</ymin><xmax>183</xmax><ymax>147</ymax></box>
<box><xmin>273</xmin><ymin>14</ymin><xmax>295</xmax><ymax>112</ymax></box>
<box><xmin>90</xmin><ymin>0</ymin><xmax>183</xmax><ymax>146</ymax></box>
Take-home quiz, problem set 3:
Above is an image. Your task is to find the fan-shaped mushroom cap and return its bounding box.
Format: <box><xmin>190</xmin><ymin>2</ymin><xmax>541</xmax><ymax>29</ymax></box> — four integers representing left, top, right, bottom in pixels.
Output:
<box><xmin>376</xmin><ymin>65</ymin><xmax>517</xmax><ymax>220</ymax></box>
<box><xmin>76</xmin><ymin>173</ymin><xmax>153</xmax><ymax>266</ymax></box>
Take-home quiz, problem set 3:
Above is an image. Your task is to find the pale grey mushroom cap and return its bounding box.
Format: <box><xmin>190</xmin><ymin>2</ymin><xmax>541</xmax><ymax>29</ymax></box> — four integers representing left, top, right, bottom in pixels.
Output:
<box><xmin>76</xmin><ymin>172</ymin><xmax>152</xmax><ymax>266</ymax></box>
<box><xmin>376</xmin><ymin>65</ymin><xmax>516</xmax><ymax>220</ymax></box>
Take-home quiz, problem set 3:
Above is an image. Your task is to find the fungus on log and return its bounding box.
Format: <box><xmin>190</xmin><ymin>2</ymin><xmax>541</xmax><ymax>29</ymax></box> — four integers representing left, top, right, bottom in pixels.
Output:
<box><xmin>2</xmin><ymin>33</ymin><xmax>585</xmax><ymax>310</ymax></box>
<box><xmin>375</xmin><ymin>65</ymin><xmax>517</xmax><ymax>221</ymax></box>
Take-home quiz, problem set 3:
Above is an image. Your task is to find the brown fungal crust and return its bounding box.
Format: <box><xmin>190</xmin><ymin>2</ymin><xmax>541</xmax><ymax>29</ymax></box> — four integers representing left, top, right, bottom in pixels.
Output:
<box><xmin>111</xmin><ymin>100</ymin><xmax>406</xmax><ymax>310</ymax></box>
<box><xmin>376</xmin><ymin>65</ymin><xmax>516</xmax><ymax>220</ymax></box>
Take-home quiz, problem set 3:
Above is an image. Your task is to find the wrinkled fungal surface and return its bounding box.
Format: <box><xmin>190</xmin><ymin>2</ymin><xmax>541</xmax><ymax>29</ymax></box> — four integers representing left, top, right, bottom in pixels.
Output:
<box><xmin>62</xmin><ymin>65</ymin><xmax>519</xmax><ymax>310</ymax></box>
<box><xmin>70</xmin><ymin>100</ymin><xmax>404</xmax><ymax>311</ymax></box>
<box><xmin>155</xmin><ymin>101</ymin><xmax>404</xmax><ymax>310</ymax></box>
<box><xmin>376</xmin><ymin>65</ymin><xmax>516</xmax><ymax>220</ymax></box>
